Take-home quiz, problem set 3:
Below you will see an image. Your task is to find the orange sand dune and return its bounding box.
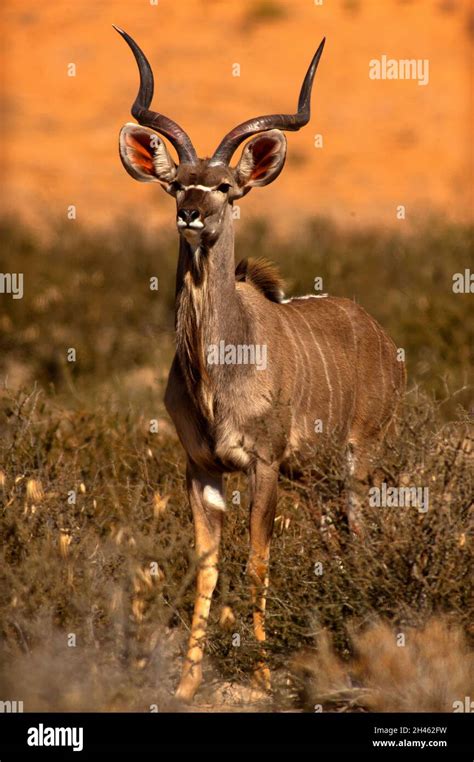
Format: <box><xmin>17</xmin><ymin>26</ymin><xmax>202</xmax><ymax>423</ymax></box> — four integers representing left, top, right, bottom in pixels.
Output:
<box><xmin>1</xmin><ymin>0</ymin><xmax>472</xmax><ymax>234</ymax></box>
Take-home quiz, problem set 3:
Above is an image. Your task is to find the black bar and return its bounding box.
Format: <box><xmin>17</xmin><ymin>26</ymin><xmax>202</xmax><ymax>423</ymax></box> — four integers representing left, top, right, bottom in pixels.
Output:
<box><xmin>0</xmin><ymin>712</ymin><xmax>472</xmax><ymax>758</ymax></box>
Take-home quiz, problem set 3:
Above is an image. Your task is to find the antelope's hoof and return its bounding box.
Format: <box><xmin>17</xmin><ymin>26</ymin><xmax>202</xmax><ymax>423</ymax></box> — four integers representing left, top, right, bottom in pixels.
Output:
<box><xmin>253</xmin><ymin>663</ymin><xmax>272</xmax><ymax>693</ymax></box>
<box><xmin>175</xmin><ymin>670</ymin><xmax>202</xmax><ymax>703</ymax></box>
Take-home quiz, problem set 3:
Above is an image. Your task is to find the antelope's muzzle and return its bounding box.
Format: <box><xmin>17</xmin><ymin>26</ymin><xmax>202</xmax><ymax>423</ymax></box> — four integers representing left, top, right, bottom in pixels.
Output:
<box><xmin>177</xmin><ymin>208</ymin><xmax>204</xmax><ymax>232</ymax></box>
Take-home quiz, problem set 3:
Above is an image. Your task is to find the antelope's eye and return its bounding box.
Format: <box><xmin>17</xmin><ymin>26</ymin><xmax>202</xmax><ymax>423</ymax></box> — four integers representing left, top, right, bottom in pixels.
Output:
<box><xmin>217</xmin><ymin>182</ymin><xmax>231</xmax><ymax>193</ymax></box>
<box><xmin>170</xmin><ymin>180</ymin><xmax>183</xmax><ymax>192</ymax></box>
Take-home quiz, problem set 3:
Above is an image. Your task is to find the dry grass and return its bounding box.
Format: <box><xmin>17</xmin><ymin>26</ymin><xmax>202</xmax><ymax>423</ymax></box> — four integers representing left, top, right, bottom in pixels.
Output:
<box><xmin>292</xmin><ymin>617</ymin><xmax>474</xmax><ymax>713</ymax></box>
<box><xmin>0</xmin><ymin>386</ymin><xmax>471</xmax><ymax>711</ymax></box>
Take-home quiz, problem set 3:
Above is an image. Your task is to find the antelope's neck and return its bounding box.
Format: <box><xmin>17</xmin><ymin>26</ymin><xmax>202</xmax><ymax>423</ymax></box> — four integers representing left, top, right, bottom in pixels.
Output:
<box><xmin>174</xmin><ymin>207</ymin><xmax>248</xmax><ymax>413</ymax></box>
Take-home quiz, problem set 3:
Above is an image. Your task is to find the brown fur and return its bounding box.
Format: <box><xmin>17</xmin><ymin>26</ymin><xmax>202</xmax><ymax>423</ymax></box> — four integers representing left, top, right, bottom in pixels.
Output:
<box><xmin>235</xmin><ymin>257</ymin><xmax>285</xmax><ymax>303</ymax></box>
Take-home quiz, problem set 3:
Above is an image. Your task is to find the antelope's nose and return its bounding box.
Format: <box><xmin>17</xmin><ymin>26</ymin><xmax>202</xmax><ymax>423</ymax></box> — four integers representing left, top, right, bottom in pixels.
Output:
<box><xmin>178</xmin><ymin>209</ymin><xmax>200</xmax><ymax>226</ymax></box>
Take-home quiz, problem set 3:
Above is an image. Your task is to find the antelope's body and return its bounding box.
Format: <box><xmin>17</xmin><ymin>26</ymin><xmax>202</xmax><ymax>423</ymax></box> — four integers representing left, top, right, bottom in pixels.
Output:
<box><xmin>115</xmin><ymin>27</ymin><xmax>405</xmax><ymax>701</ymax></box>
<box><xmin>166</xmin><ymin>216</ymin><xmax>403</xmax><ymax>477</ymax></box>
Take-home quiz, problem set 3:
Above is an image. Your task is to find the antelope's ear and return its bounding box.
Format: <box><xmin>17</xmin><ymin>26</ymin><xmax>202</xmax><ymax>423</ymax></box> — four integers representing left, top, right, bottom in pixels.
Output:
<box><xmin>234</xmin><ymin>129</ymin><xmax>287</xmax><ymax>192</ymax></box>
<box><xmin>119</xmin><ymin>123</ymin><xmax>177</xmax><ymax>189</ymax></box>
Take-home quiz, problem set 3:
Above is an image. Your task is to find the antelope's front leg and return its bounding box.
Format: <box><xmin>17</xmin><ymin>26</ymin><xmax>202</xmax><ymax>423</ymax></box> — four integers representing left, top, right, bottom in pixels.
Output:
<box><xmin>176</xmin><ymin>461</ymin><xmax>225</xmax><ymax>702</ymax></box>
<box><xmin>248</xmin><ymin>461</ymin><xmax>278</xmax><ymax>692</ymax></box>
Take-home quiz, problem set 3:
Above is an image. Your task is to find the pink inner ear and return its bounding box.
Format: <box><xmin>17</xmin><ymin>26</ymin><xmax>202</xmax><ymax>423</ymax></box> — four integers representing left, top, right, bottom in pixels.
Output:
<box><xmin>250</xmin><ymin>138</ymin><xmax>278</xmax><ymax>180</ymax></box>
<box><xmin>125</xmin><ymin>133</ymin><xmax>155</xmax><ymax>174</ymax></box>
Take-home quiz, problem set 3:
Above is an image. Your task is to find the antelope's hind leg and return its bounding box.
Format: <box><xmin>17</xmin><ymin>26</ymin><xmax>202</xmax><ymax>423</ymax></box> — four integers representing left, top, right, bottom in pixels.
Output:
<box><xmin>346</xmin><ymin>417</ymin><xmax>399</xmax><ymax>534</ymax></box>
<box><xmin>175</xmin><ymin>461</ymin><xmax>225</xmax><ymax>702</ymax></box>
<box><xmin>345</xmin><ymin>442</ymin><xmax>370</xmax><ymax>535</ymax></box>
<box><xmin>247</xmin><ymin>460</ymin><xmax>278</xmax><ymax>692</ymax></box>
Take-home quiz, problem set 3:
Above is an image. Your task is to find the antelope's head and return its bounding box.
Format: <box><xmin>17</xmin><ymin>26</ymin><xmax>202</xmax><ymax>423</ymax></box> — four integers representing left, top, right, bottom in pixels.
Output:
<box><xmin>115</xmin><ymin>26</ymin><xmax>325</xmax><ymax>245</ymax></box>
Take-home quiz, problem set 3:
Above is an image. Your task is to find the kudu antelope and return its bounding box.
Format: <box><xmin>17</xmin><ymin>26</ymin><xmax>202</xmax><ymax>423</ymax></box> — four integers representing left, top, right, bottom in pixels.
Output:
<box><xmin>115</xmin><ymin>27</ymin><xmax>406</xmax><ymax>701</ymax></box>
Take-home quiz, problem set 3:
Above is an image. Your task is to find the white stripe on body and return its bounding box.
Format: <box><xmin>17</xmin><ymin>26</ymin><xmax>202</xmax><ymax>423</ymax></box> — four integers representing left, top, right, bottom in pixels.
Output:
<box><xmin>287</xmin><ymin>305</ymin><xmax>334</xmax><ymax>433</ymax></box>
